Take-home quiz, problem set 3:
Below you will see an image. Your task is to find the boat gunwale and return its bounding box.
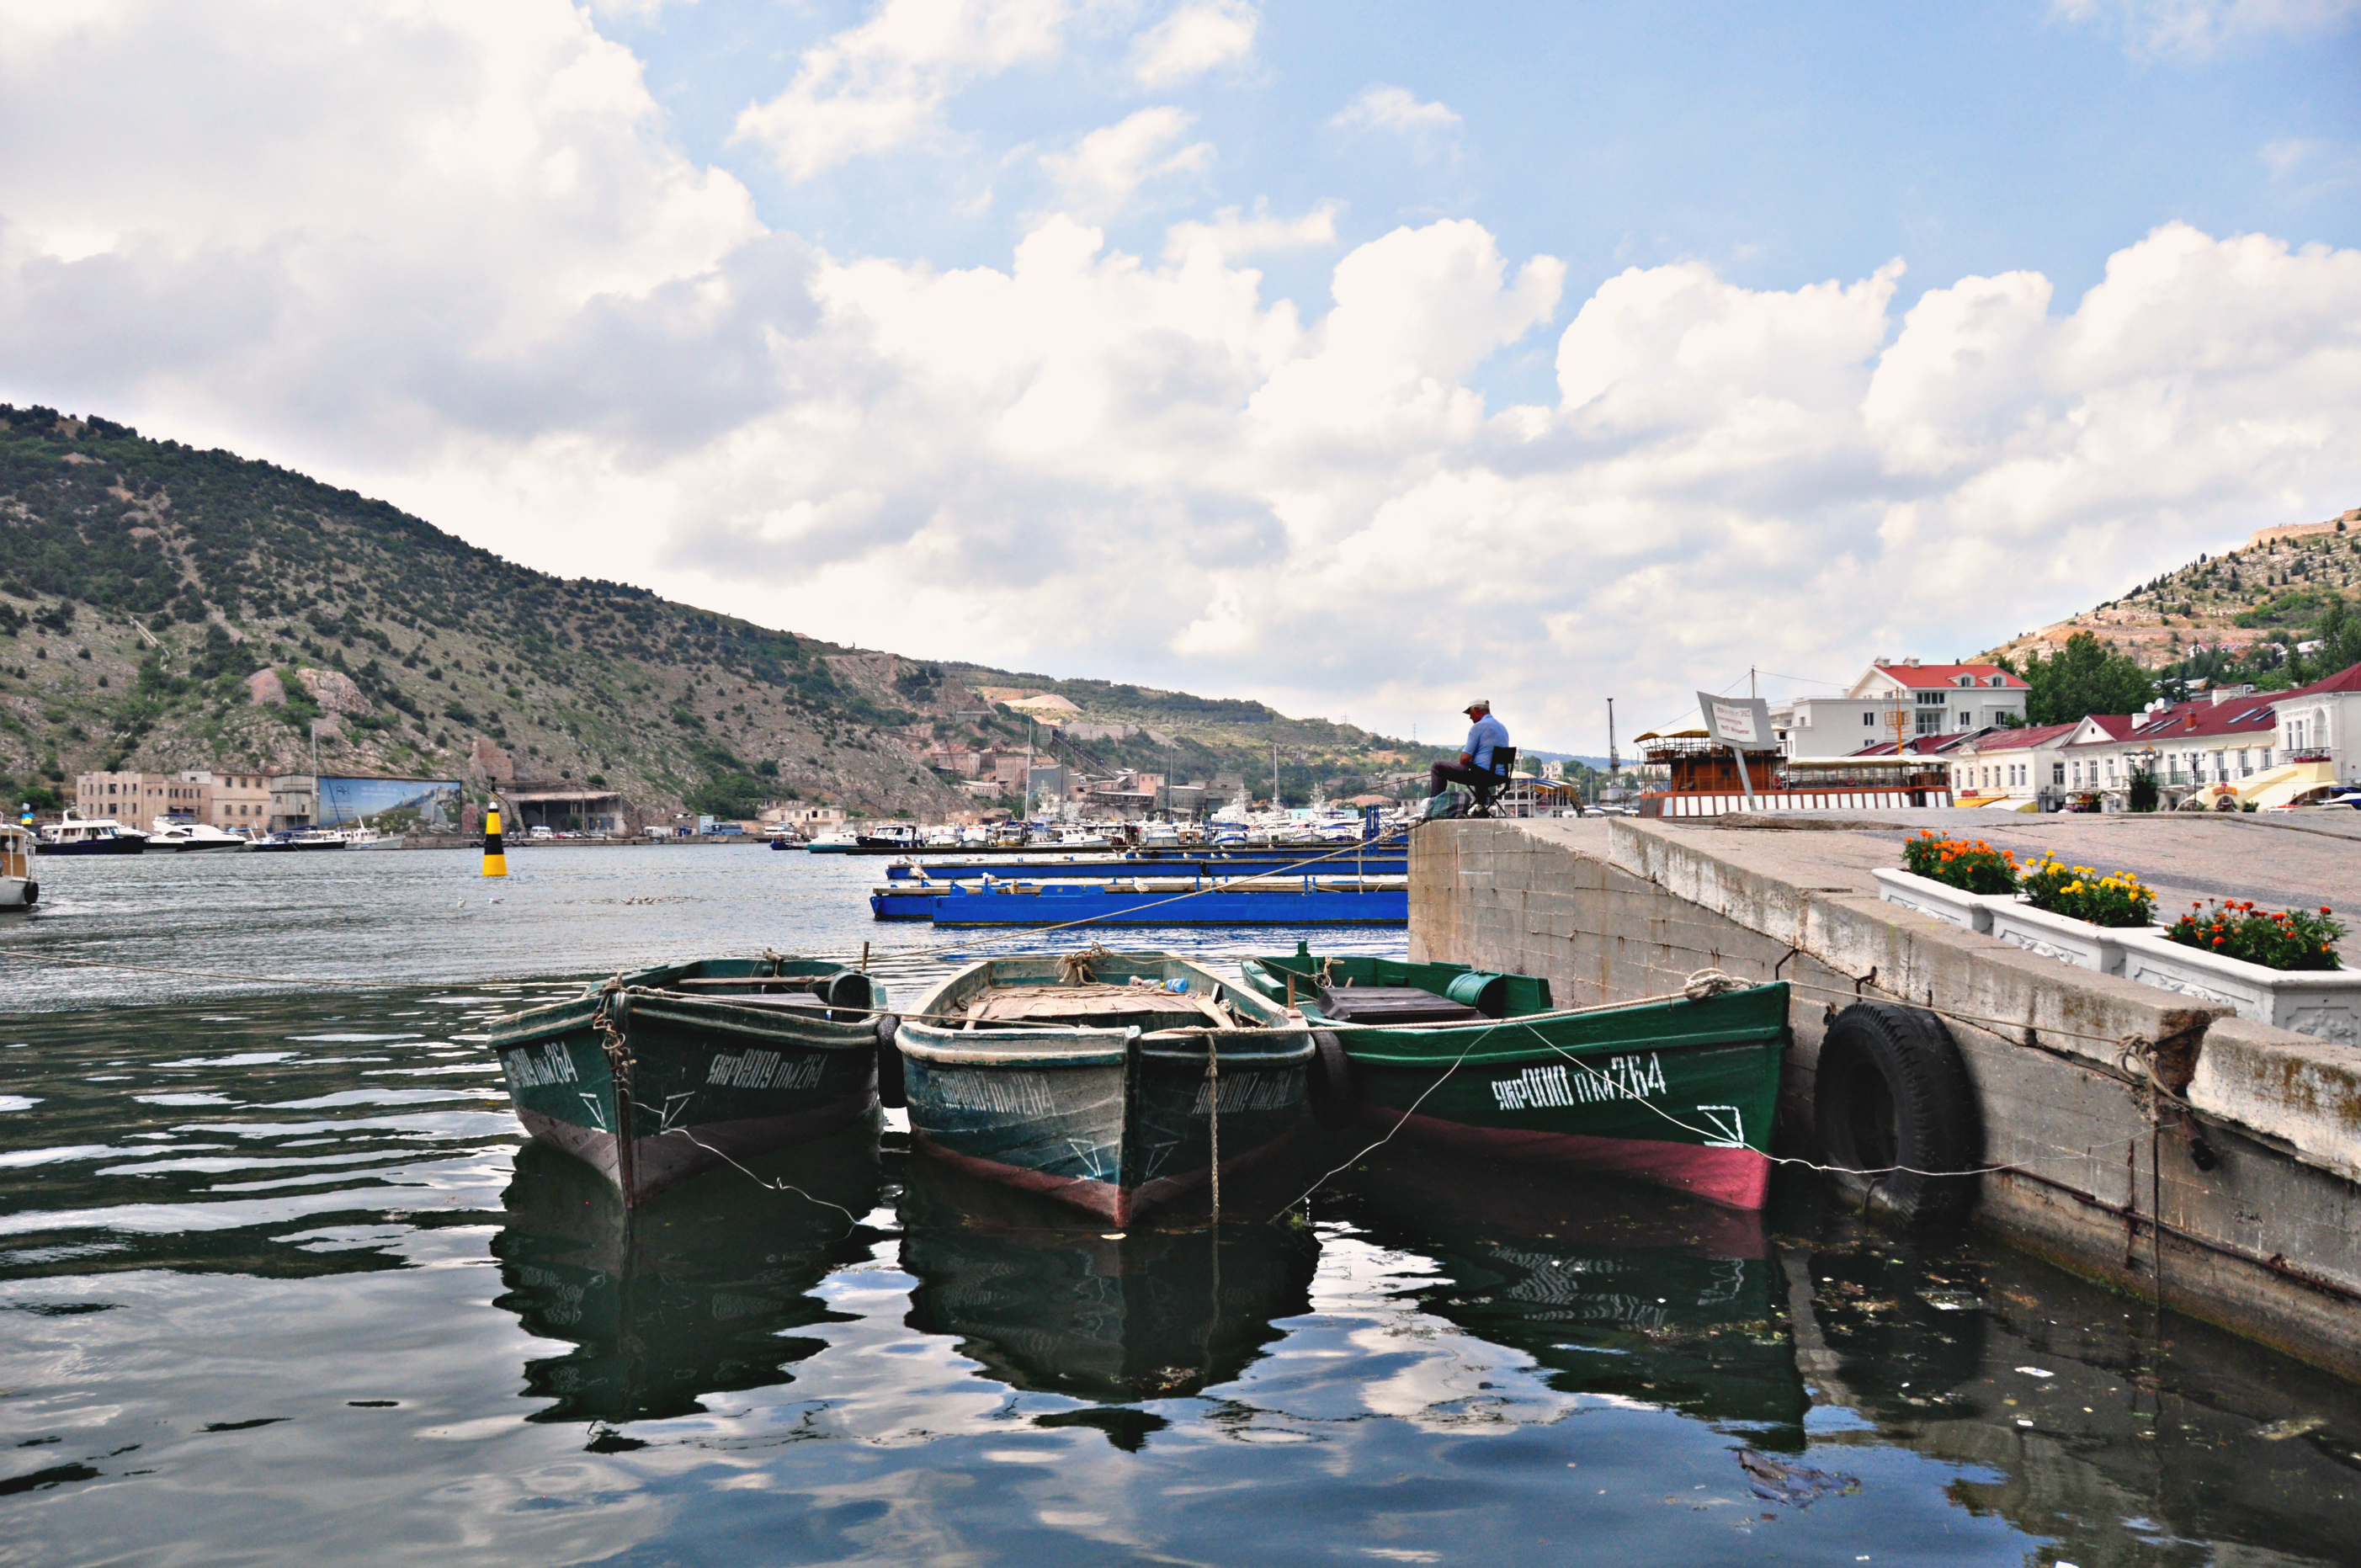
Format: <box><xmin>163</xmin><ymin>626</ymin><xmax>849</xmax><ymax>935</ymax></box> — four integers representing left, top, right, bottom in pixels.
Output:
<box><xmin>1236</xmin><ymin>956</ymin><xmax>1789</xmax><ymax>1066</ymax></box>
<box><xmin>485</xmin><ymin>958</ymin><xmax>877</xmax><ymax>1046</ymax></box>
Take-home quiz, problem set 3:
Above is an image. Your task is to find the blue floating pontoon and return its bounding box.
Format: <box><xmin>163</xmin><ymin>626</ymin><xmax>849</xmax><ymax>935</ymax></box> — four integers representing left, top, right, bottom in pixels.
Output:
<box><xmin>870</xmin><ymin>874</ymin><xmax>1407</xmax><ymax>926</ymax></box>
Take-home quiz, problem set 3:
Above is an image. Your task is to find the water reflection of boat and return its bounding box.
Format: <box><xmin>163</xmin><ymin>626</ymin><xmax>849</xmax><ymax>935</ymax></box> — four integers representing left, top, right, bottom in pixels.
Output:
<box><xmin>898</xmin><ymin>1157</ymin><xmax>1316</xmax><ymax>1411</ymax></box>
<box><xmin>1337</xmin><ymin>1145</ymin><xmax>1808</xmax><ymax>1446</ymax></box>
<box><xmin>492</xmin><ymin>1133</ymin><xmax>880</xmax><ymax>1427</ymax></box>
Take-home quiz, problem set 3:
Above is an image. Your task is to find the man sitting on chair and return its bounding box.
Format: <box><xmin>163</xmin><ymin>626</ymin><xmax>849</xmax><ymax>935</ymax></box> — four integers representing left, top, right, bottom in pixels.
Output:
<box><xmin>1429</xmin><ymin>699</ymin><xmax>1509</xmax><ymax>802</ymax></box>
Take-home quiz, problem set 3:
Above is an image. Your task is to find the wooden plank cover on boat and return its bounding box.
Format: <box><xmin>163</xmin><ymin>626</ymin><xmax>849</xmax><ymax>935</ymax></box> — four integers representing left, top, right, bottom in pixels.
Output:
<box><xmin>962</xmin><ymin>984</ymin><xmax>1236</xmax><ymax>1029</ymax></box>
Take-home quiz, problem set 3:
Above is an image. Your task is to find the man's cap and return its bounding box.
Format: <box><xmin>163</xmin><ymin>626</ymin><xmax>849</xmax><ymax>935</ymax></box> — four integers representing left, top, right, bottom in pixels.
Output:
<box><xmin>1464</xmin><ymin>699</ymin><xmax>1491</xmax><ymax>713</ymax></box>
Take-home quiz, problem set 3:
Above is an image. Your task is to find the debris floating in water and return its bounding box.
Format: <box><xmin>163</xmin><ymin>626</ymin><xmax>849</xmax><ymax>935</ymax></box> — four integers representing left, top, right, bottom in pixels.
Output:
<box><xmin>1736</xmin><ymin>1448</ymin><xmax>1859</xmax><ymax>1507</ymax></box>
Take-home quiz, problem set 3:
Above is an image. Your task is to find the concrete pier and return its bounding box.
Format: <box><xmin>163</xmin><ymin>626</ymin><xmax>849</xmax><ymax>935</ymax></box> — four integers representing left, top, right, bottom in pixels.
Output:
<box><xmin>1410</xmin><ymin>813</ymin><xmax>2361</xmax><ymax>1379</ymax></box>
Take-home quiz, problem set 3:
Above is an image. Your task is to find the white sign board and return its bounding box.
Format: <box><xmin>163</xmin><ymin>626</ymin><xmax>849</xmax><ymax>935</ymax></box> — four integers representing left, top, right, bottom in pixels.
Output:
<box><xmin>1696</xmin><ymin>693</ymin><xmax>1778</xmax><ymax>752</ymax></box>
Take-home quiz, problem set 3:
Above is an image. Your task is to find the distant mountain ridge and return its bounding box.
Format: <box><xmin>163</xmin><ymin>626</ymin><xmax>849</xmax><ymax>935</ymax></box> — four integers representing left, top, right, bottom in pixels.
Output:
<box><xmin>0</xmin><ymin>406</ymin><xmax>1424</xmax><ymax>816</ymax></box>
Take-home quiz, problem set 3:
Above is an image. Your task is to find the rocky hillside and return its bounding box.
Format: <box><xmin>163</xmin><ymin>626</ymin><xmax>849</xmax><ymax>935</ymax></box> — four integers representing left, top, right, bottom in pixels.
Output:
<box><xmin>1985</xmin><ymin>508</ymin><xmax>2361</xmax><ymax>672</ymax></box>
<box><xmin>0</xmin><ymin>406</ymin><xmax>1427</xmax><ymax>816</ymax></box>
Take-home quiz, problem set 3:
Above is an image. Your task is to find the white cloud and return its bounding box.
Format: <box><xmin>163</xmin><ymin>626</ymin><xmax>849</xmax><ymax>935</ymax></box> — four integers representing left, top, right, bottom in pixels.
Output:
<box><xmin>1329</xmin><ymin>84</ymin><xmax>1462</xmax><ymax>136</ymax></box>
<box><xmin>2050</xmin><ymin>0</ymin><xmax>2359</xmax><ymax>56</ymax></box>
<box><xmin>1130</xmin><ymin>0</ymin><xmax>1258</xmax><ymax>86</ymax></box>
<box><xmin>731</xmin><ymin>0</ymin><xmax>1068</xmax><ymax>181</ymax></box>
<box><xmin>1163</xmin><ymin>199</ymin><xmax>1339</xmax><ymax>262</ymax></box>
<box><xmin>1038</xmin><ymin>107</ymin><xmax>1213</xmax><ymax>219</ymax></box>
<box><xmin>3</xmin><ymin>7</ymin><xmax>2358</xmax><ymax>752</ymax></box>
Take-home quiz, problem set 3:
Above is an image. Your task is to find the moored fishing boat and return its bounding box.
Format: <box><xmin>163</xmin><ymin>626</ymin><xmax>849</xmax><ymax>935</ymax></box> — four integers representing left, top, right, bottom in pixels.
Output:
<box><xmin>895</xmin><ymin>949</ymin><xmax>1315</xmax><ymax>1224</ymax></box>
<box><xmin>1239</xmin><ymin>949</ymin><xmax>1789</xmax><ymax>1210</ymax></box>
<box><xmin>0</xmin><ymin>821</ymin><xmax>36</xmax><ymax>910</ymax></box>
<box><xmin>487</xmin><ymin>955</ymin><xmax>891</xmax><ymax>1207</ymax></box>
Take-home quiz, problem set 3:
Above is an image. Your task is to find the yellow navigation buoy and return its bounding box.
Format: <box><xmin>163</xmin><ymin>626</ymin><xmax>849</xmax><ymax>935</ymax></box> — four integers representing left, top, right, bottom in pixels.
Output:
<box><xmin>483</xmin><ymin>804</ymin><xmax>508</xmax><ymax>878</ymax></box>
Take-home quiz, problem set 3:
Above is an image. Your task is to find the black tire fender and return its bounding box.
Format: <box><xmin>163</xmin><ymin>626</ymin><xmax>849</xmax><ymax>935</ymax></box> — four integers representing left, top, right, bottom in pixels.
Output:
<box><xmin>874</xmin><ymin>1014</ymin><xmax>906</xmax><ymax>1110</ymax></box>
<box><xmin>1813</xmin><ymin>1001</ymin><xmax>1980</xmax><ymax>1227</ymax></box>
<box><xmin>1305</xmin><ymin>1029</ymin><xmax>1357</xmax><ymax>1130</ymax></box>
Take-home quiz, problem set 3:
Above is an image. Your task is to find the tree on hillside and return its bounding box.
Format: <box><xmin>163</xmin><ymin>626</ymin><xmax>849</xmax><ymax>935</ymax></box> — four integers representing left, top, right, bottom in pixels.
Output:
<box><xmin>2007</xmin><ymin>632</ymin><xmax>2155</xmax><ymax>725</ymax></box>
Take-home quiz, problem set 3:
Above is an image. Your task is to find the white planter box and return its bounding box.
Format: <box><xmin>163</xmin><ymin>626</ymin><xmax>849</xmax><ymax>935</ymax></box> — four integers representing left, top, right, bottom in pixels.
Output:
<box><xmin>1873</xmin><ymin>867</ymin><xmax>2014</xmax><ymax>934</ymax></box>
<box><xmin>2117</xmin><ymin>933</ymin><xmax>2361</xmax><ymax>1044</ymax></box>
<box><xmin>1986</xmin><ymin>901</ymin><xmax>2161</xmax><ymax>975</ymax></box>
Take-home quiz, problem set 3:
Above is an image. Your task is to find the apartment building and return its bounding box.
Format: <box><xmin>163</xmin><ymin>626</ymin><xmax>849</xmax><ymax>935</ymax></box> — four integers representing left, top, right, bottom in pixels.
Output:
<box><xmin>74</xmin><ymin>771</ymin><xmax>210</xmax><ymax>826</ymax></box>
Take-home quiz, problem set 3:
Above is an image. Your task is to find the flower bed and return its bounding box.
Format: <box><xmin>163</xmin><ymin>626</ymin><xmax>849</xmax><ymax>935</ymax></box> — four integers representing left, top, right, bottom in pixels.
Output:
<box><xmin>2114</xmin><ymin>901</ymin><xmax>2357</xmax><ymax>1040</ymax></box>
<box><xmin>2165</xmin><ymin>901</ymin><xmax>2343</xmax><ymax>970</ymax></box>
<box><xmin>2018</xmin><ymin>858</ymin><xmax>2155</xmax><ymax>929</ymax></box>
<box><xmin>1984</xmin><ymin>857</ymin><xmax>2161</xmax><ymax>974</ymax></box>
<box><xmin>1876</xmin><ymin>833</ymin><xmax>2020</xmax><ymax>933</ymax></box>
<box><xmin>1901</xmin><ymin>832</ymin><xmax>2017</xmax><ymax>895</ymax></box>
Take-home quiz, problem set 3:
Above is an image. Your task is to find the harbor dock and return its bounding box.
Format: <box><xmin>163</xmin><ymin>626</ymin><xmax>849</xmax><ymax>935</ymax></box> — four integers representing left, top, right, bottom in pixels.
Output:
<box><xmin>1412</xmin><ymin>811</ymin><xmax>2361</xmax><ymax>1379</ymax></box>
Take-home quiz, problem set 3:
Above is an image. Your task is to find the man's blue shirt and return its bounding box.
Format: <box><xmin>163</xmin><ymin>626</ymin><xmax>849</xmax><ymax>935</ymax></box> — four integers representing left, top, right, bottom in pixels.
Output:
<box><xmin>1465</xmin><ymin>714</ymin><xmax>1509</xmax><ymax>773</ymax></box>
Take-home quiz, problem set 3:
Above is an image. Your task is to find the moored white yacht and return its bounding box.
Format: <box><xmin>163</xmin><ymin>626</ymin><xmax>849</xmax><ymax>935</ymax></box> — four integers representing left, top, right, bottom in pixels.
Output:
<box><xmin>145</xmin><ymin>818</ymin><xmax>247</xmax><ymax>853</ymax></box>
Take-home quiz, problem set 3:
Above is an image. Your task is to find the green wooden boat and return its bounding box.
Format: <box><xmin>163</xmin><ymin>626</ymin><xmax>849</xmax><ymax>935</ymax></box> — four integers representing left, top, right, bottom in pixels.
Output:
<box><xmin>1239</xmin><ymin>949</ymin><xmax>1789</xmax><ymax>1210</ymax></box>
<box><xmin>896</xmin><ymin>950</ymin><xmax>1312</xmax><ymax>1225</ymax></box>
<box><xmin>487</xmin><ymin>956</ymin><xmax>889</xmax><ymax>1208</ymax></box>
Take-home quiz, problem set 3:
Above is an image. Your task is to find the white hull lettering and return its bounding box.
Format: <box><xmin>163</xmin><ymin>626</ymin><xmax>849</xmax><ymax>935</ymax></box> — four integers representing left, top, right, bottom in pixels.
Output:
<box><xmin>1491</xmin><ymin>1052</ymin><xmax>1667</xmax><ymax>1112</ymax></box>
<box><xmin>505</xmin><ymin>1044</ymin><xmax>579</xmax><ymax>1090</ymax></box>
<box><xmin>706</xmin><ymin>1049</ymin><xmax>827</xmax><ymax>1092</ymax></box>
<box><xmin>929</xmin><ymin>1070</ymin><xmax>1058</xmax><ymax>1119</ymax></box>
<box><xmin>1190</xmin><ymin>1067</ymin><xmax>1305</xmax><ymax>1116</ymax></box>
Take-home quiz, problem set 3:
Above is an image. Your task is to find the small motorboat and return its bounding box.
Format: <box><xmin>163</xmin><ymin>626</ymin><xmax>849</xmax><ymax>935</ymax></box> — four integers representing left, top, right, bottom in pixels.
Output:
<box><xmin>1239</xmin><ymin>947</ymin><xmax>1789</xmax><ymax>1211</ymax></box>
<box><xmin>37</xmin><ymin>811</ymin><xmax>146</xmax><ymax>855</ymax></box>
<box><xmin>143</xmin><ymin>818</ymin><xmax>247</xmax><ymax>853</ymax></box>
<box><xmin>0</xmin><ymin>821</ymin><xmax>36</xmax><ymax>909</ymax></box>
<box><xmin>338</xmin><ymin>825</ymin><xmax>406</xmax><ymax>849</ymax></box>
<box><xmin>242</xmin><ymin>829</ymin><xmax>346</xmax><ymax>852</ymax></box>
<box><xmin>487</xmin><ymin>955</ymin><xmax>891</xmax><ymax>1207</ymax></box>
<box><xmin>895</xmin><ymin>949</ymin><xmax>1317</xmax><ymax>1225</ymax></box>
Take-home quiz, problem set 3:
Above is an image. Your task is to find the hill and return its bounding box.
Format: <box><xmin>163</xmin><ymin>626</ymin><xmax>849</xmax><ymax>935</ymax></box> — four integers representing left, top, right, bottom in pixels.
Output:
<box><xmin>1983</xmin><ymin>507</ymin><xmax>2361</xmax><ymax>682</ymax></box>
<box><xmin>0</xmin><ymin>406</ymin><xmax>1448</xmax><ymax>820</ymax></box>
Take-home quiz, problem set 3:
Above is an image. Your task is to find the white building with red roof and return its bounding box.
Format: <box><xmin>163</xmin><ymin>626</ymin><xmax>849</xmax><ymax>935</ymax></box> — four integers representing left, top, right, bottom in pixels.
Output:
<box><xmin>2269</xmin><ymin>660</ymin><xmax>2361</xmax><ymax>787</ymax></box>
<box><xmin>1775</xmin><ymin>656</ymin><xmax>2029</xmax><ymax>760</ymax></box>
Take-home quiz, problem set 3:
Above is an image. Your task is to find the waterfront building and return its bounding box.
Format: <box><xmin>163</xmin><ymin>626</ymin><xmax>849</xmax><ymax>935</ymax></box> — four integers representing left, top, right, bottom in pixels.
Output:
<box><xmin>1945</xmin><ymin>723</ymin><xmax>2080</xmax><ymax>801</ymax></box>
<box><xmin>177</xmin><ymin>769</ymin><xmax>269</xmax><ymax>829</ymax></box>
<box><xmin>75</xmin><ymin>770</ymin><xmax>210</xmax><ymax>824</ymax></box>
<box><xmin>1775</xmin><ymin>657</ymin><xmax>2029</xmax><ymax>760</ymax></box>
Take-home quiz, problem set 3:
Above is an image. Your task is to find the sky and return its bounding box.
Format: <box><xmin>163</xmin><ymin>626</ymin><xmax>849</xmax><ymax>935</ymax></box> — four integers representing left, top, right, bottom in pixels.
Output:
<box><xmin>2</xmin><ymin>1</ymin><xmax>2357</xmax><ymax>750</ymax></box>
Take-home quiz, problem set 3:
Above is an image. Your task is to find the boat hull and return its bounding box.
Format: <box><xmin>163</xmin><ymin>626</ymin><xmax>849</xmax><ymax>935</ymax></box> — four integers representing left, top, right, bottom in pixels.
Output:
<box><xmin>898</xmin><ymin>953</ymin><xmax>1311</xmax><ymax>1224</ymax></box>
<box><xmin>40</xmin><ymin>837</ymin><xmax>143</xmax><ymax>856</ymax></box>
<box><xmin>1243</xmin><ymin>955</ymin><xmax>1789</xmax><ymax>1211</ymax></box>
<box><xmin>0</xmin><ymin>876</ymin><xmax>34</xmax><ymax>910</ymax></box>
<box><xmin>487</xmin><ymin>961</ymin><xmax>884</xmax><ymax>1207</ymax></box>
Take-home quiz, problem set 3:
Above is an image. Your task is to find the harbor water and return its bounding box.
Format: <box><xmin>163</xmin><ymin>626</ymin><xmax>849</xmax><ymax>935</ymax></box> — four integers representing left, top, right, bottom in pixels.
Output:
<box><xmin>3</xmin><ymin>848</ymin><xmax>2355</xmax><ymax>1564</ymax></box>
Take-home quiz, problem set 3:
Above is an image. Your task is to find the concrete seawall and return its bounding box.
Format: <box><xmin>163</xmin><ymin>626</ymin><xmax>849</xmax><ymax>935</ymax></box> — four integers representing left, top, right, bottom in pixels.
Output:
<box><xmin>1410</xmin><ymin>815</ymin><xmax>2361</xmax><ymax>1379</ymax></box>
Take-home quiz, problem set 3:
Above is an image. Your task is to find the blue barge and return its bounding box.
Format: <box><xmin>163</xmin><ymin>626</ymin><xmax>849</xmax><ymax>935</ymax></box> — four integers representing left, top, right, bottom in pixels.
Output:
<box><xmin>881</xmin><ymin>849</ymin><xmax>1405</xmax><ymax>881</ymax></box>
<box><xmin>871</xmin><ymin>874</ymin><xmax>1407</xmax><ymax>926</ymax></box>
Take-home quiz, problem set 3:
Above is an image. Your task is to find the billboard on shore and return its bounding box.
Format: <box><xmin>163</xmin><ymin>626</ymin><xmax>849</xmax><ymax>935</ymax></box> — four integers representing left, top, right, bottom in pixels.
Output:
<box><xmin>318</xmin><ymin>776</ymin><xmax>463</xmax><ymax>832</ymax></box>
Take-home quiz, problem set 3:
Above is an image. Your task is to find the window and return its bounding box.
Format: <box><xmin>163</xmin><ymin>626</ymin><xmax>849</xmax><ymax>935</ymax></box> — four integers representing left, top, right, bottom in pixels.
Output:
<box><xmin>2052</xmin><ymin>762</ymin><xmax>2066</xmax><ymax>784</ymax></box>
<box><xmin>1862</xmin><ymin>712</ymin><xmax>1875</xmax><ymax>726</ymax></box>
<box><xmin>1917</xmin><ymin>691</ymin><xmax>1945</xmax><ymax>704</ymax></box>
<box><xmin>1916</xmin><ymin>710</ymin><xmax>1940</xmax><ymax>736</ymax></box>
